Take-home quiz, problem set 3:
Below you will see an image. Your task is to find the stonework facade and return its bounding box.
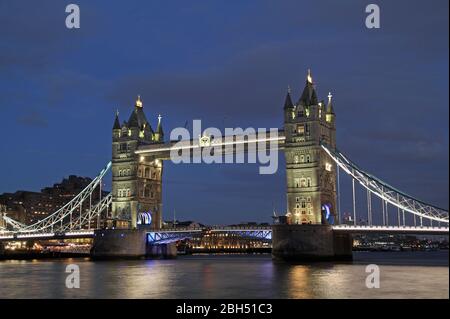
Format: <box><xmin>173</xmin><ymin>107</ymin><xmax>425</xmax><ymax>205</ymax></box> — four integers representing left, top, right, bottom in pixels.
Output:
<box><xmin>111</xmin><ymin>96</ymin><xmax>164</xmax><ymax>229</ymax></box>
<box><xmin>283</xmin><ymin>70</ymin><xmax>337</xmax><ymax>225</ymax></box>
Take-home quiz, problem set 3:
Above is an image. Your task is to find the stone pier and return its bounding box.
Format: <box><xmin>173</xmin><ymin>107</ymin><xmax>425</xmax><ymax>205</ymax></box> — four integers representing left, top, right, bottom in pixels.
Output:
<box><xmin>90</xmin><ymin>229</ymin><xmax>176</xmax><ymax>259</ymax></box>
<box><xmin>272</xmin><ymin>224</ymin><xmax>353</xmax><ymax>261</ymax></box>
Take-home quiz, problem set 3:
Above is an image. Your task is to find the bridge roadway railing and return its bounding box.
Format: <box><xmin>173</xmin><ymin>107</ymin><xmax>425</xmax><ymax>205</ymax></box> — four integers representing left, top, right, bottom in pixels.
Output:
<box><xmin>332</xmin><ymin>225</ymin><xmax>449</xmax><ymax>235</ymax></box>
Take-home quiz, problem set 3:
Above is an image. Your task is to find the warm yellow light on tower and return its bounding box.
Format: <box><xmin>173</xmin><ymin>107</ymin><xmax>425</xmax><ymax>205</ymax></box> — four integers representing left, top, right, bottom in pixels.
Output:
<box><xmin>135</xmin><ymin>95</ymin><xmax>143</xmax><ymax>108</ymax></box>
<box><xmin>307</xmin><ymin>69</ymin><xmax>313</xmax><ymax>84</ymax></box>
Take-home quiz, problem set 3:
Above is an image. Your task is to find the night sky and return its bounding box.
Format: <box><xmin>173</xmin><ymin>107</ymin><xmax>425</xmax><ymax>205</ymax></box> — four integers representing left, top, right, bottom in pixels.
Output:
<box><xmin>0</xmin><ymin>1</ymin><xmax>448</xmax><ymax>225</ymax></box>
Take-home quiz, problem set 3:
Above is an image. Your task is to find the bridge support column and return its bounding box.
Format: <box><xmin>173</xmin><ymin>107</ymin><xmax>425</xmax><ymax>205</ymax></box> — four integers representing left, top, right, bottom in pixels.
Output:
<box><xmin>91</xmin><ymin>229</ymin><xmax>178</xmax><ymax>259</ymax></box>
<box><xmin>146</xmin><ymin>243</ymin><xmax>177</xmax><ymax>259</ymax></box>
<box><xmin>91</xmin><ymin>229</ymin><xmax>147</xmax><ymax>259</ymax></box>
<box><xmin>272</xmin><ymin>224</ymin><xmax>352</xmax><ymax>261</ymax></box>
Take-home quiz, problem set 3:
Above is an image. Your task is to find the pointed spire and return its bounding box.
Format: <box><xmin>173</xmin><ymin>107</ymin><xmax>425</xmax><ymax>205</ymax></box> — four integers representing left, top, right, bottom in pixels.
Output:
<box><xmin>298</xmin><ymin>69</ymin><xmax>318</xmax><ymax>106</ymax></box>
<box><xmin>113</xmin><ymin>109</ymin><xmax>121</xmax><ymax>129</ymax></box>
<box><xmin>156</xmin><ymin>114</ymin><xmax>164</xmax><ymax>141</ymax></box>
<box><xmin>284</xmin><ymin>86</ymin><xmax>294</xmax><ymax>109</ymax></box>
<box><xmin>326</xmin><ymin>92</ymin><xmax>334</xmax><ymax>114</ymax></box>
<box><xmin>307</xmin><ymin>68</ymin><xmax>313</xmax><ymax>84</ymax></box>
<box><xmin>135</xmin><ymin>95</ymin><xmax>143</xmax><ymax>108</ymax></box>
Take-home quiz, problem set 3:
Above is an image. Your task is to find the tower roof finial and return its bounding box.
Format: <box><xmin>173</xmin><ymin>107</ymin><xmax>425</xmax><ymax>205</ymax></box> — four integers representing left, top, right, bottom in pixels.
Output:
<box><xmin>326</xmin><ymin>91</ymin><xmax>334</xmax><ymax>115</ymax></box>
<box><xmin>287</xmin><ymin>85</ymin><xmax>291</xmax><ymax>94</ymax></box>
<box><xmin>135</xmin><ymin>95</ymin><xmax>143</xmax><ymax>108</ymax></box>
<box><xmin>307</xmin><ymin>69</ymin><xmax>313</xmax><ymax>84</ymax></box>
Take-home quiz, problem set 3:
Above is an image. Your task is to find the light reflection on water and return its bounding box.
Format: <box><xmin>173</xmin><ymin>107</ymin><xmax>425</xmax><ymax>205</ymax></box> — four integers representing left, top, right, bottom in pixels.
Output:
<box><xmin>0</xmin><ymin>251</ymin><xmax>448</xmax><ymax>299</ymax></box>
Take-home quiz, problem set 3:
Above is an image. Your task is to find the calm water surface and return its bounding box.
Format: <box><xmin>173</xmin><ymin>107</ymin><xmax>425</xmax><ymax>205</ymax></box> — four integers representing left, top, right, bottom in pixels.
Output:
<box><xmin>0</xmin><ymin>251</ymin><xmax>448</xmax><ymax>299</ymax></box>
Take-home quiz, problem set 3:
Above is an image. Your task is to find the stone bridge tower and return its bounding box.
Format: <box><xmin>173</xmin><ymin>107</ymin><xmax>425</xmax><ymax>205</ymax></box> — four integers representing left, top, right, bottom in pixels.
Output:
<box><xmin>111</xmin><ymin>96</ymin><xmax>164</xmax><ymax>229</ymax></box>
<box><xmin>283</xmin><ymin>70</ymin><xmax>338</xmax><ymax>225</ymax></box>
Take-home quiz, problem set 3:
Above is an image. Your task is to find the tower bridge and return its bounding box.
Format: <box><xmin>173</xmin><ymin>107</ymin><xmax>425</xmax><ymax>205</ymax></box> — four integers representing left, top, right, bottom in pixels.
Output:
<box><xmin>0</xmin><ymin>70</ymin><xmax>448</xmax><ymax>260</ymax></box>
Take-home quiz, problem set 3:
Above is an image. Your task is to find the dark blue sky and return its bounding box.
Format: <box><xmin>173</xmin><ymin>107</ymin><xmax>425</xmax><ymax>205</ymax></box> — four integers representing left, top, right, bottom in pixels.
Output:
<box><xmin>0</xmin><ymin>0</ymin><xmax>448</xmax><ymax>225</ymax></box>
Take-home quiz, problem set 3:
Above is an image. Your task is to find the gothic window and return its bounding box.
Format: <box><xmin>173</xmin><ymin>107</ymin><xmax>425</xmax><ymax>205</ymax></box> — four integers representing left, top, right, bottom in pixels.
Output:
<box><xmin>297</xmin><ymin>125</ymin><xmax>305</xmax><ymax>135</ymax></box>
<box><xmin>296</xmin><ymin>197</ymin><xmax>300</xmax><ymax>202</ymax></box>
<box><xmin>301</xmin><ymin>201</ymin><xmax>306</xmax><ymax>208</ymax></box>
<box><xmin>118</xmin><ymin>170</ymin><xmax>122</xmax><ymax>177</ymax></box>
<box><xmin>294</xmin><ymin>155</ymin><xmax>299</xmax><ymax>164</ymax></box>
<box><xmin>126</xmin><ymin>189</ymin><xmax>131</xmax><ymax>197</ymax></box>
<box><xmin>300</xmin><ymin>155</ymin><xmax>305</xmax><ymax>163</ymax></box>
<box><xmin>144</xmin><ymin>167</ymin><xmax>150</xmax><ymax>178</ymax></box>
<box><xmin>307</xmin><ymin>178</ymin><xmax>312</xmax><ymax>187</ymax></box>
<box><xmin>127</xmin><ymin>169</ymin><xmax>131</xmax><ymax>176</ymax></box>
<box><xmin>294</xmin><ymin>178</ymin><xmax>300</xmax><ymax>188</ymax></box>
<box><xmin>144</xmin><ymin>186</ymin><xmax>150</xmax><ymax>198</ymax></box>
<box><xmin>298</xmin><ymin>109</ymin><xmax>304</xmax><ymax>117</ymax></box>
<box><xmin>150</xmin><ymin>192</ymin><xmax>154</xmax><ymax>199</ymax></box>
<box><xmin>306</xmin><ymin>155</ymin><xmax>311</xmax><ymax>163</ymax></box>
<box><xmin>306</xmin><ymin>108</ymin><xmax>310</xmax><ymax>117</ymax></box>
<box><xmin>138</xmin><ymin>169</ymin><xmax>142</xmax><ymax>177</ymax></box>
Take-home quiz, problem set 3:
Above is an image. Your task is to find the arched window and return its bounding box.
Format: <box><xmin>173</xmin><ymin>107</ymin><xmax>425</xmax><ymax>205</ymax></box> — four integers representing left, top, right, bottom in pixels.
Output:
<box><xmin>144</xmin><ymin>168</ymin><xmax>150</xmax><ymax>178</ymax></box>
<box><xmin>306</xmin><ymin>155</ymin><xmax>311</xmax><ymax>163</ymax></box>
<box><xmin>300</xmin><ymin>155</ymin><xmax>305</xmax><ymax>163</ymax></box>
<box><xmin>294</xmin><ymin>155</ymin><xmax>299</xmax><ymax>164</ymax></box>
<box><xmin>126</xmin><ymin>189</ymin><xmax>131</xmax><ymax>197</ymax></box>
<box><xmin>127</xmin><ymin>169</ymin><xmax>131</xmax><ymax>176</ymax></box>
<box><xmin>300</xmin><ymin>178</ymin><xmax>307</xmax><ymax>187</ymax></box>
<box><xmin>307</xmin><ymin>178</ymin><xmax>312</xmax><ymax>187</ymax></box>
<box><xmin>118</xmin><ymin>189</ymin><xmax>122</xmax><ymax>197</ymax></box>
<box><xmin>118</xmin><ymin>170</ymin><xmax>122</xmax><ymax>177</ymax></box>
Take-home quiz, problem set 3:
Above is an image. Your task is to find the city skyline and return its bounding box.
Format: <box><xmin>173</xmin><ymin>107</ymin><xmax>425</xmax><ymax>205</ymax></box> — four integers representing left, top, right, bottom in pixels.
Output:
<box><xmin>0</xmin><ymin>0</ymin><xmax>448</xmax><ymax>225</ymax></box>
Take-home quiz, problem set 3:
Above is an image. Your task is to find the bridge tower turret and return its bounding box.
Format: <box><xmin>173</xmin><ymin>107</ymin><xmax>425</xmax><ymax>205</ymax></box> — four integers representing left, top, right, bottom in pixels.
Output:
<box><xmin>283</xmin><ymin>70</ymin><xmax>338</xmax><ymax>225</ymax></box>
<box><xmin>111</xmin><ymin>96</ymin><xmax>163</xmax><ymax>230</ymax></box>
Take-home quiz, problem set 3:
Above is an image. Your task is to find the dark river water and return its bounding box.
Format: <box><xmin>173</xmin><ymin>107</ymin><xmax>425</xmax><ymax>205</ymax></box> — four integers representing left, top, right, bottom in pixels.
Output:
<box><xmin>0</xmin><ymin>251</ymin><xmax>448</xmax><ymax>299</ymax></box>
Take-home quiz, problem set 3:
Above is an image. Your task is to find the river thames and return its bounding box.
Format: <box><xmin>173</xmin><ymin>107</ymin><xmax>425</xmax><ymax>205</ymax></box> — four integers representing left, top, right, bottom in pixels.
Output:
<box><xmin>0</xmin><ymin>251</ymin><xmax>448</xmax><ymax>299</ymax></box>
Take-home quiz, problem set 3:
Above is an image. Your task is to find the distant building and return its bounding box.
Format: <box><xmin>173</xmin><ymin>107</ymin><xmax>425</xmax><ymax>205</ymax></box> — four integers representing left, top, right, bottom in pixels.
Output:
<box><xmin>163</xmin><ymin>220</ymin><xmax>204</xmax><ymax>229</ymax></box>
<box><xmin>0</xmin><ymin>175</ymin><xmax>105</xmax><ymax>225</ymax></box>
